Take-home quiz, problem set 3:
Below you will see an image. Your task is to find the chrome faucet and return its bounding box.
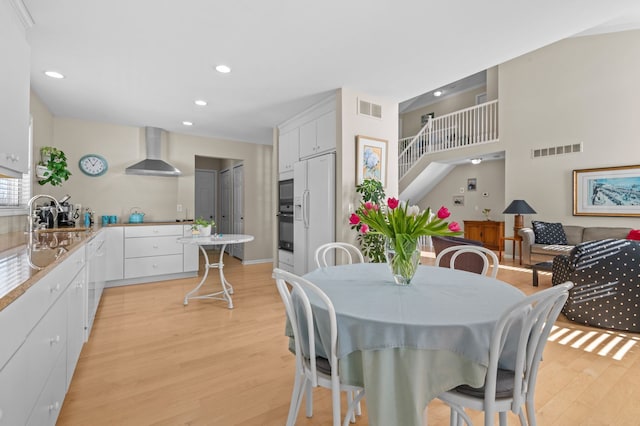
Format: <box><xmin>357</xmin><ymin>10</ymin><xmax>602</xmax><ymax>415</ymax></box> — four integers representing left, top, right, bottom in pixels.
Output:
<box><xmin>27</xmin><ymin>194</ymin><xmax>63</xmax><ymax>233</ymax></box>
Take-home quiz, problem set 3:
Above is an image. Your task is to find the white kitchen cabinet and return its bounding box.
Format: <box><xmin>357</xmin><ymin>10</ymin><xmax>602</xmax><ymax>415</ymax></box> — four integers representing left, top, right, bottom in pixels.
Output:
<box><xmin>66</xmin><ymin>266</ymin><xmax>86</xmax><ymax>388</ymax></box>
<box><xmin>86</xmin><ymin>232</ymin><xmax>106</xmax><ymax>338</ymax></box>
<box><xmin>278</xmin><ymin>128</ymin><xmax>299</xmax><ymax>178</ymax></box>
<box><xmin>0</xmin><ymin>0</ymin><xmax>30</xmax><ymax>175</ymax></box>
<box><xmin>122</xmin><ymin>225</ymin><xmax>194</xmax><ymax>281</ymax></box>
<box><xmin>0</xmin><ymin>247</ymin><xmax>85</xmax><ymax>426</ymax></box>
<box><xmin>298</xmin><ymin>111</ymin><xmax>336</xmax><ymax>159</ymax></box>
<box><xmin>105</xmin><ymin>227</ymin><xmax>124</xmax><ymax>281</ymax></box>
<box><xmin>106</xmin><ymin>225</ymin><xmax>197</xmax><ymax>286</ymax></box>
<box><xmin>183</xmin><ymin>225</ymin><xmax>199</xmax><ymax>272</ymax></box>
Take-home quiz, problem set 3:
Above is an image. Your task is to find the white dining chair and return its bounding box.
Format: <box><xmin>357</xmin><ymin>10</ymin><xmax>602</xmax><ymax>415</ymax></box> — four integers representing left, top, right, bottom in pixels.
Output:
<box><xmin>437</xmin><ymin>281</ymin><xmax>574</xmax><ymax>426</ymax></box>
<box><xmin>435</xmin><ymin>245</ymin><xmax>500</xmax><ymax>278</ymax></box>
<box><xmin>314</xmin><ymin>242</ymin><xmax>364</xmax><ymax>269</ymax></box>
<box><xmin>273</xmin><ymin>268</ymin><xmax>365</xmax><ymax>426</ymax></box>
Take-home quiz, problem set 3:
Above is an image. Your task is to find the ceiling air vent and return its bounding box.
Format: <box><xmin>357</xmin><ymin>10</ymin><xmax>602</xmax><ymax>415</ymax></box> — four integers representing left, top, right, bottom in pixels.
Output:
<box><xmin>358</xmin><ymin>99</ymin><xmax>382</xmax><ymax>119</ymax></box>
<box><xmin>532</xmin><ymin>142</ymin><xmax>582</xmax><ymax>158</ymax></box>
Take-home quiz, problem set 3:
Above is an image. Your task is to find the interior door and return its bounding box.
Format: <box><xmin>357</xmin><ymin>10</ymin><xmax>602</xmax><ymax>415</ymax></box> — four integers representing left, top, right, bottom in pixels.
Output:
<box><xmin>232</xmin><ymin>164</ymin><xmax>244</xmax><ymax>259</ymax></box>
<box><xmin>219</xmin><ymin>169</ymin><xmax>232</xmax><ymax>244</ymax></box>
<box><xmin>195</xmin><ymin>169</ymin><xmax>217</xmax><ymax>225</ymax></box>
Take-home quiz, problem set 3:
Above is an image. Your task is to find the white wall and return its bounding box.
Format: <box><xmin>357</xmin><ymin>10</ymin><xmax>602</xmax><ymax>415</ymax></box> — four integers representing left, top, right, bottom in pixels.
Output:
<box><xmin>337</xmin><ymin>88</ymin><xmax>399</xmax><ymax>244</ymax></box>
<box><xmin>418</xmin><ymin>160</ymin><xmax>505</xmax><ymax>230</ymax></box>
<box><xmin>30</xmin><ymin>108</ymin><xmax>273</xmax><ymax>261</ymax></box>
<box><xmin>500</xmin><ymin>29</ymin><xmax>640</xmax><ymax>230</ymax></box>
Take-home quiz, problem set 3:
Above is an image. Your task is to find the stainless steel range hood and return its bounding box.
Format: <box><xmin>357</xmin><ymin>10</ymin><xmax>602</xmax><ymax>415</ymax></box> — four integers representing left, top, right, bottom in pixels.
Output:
<box><xmin>125</xmin><ymin>127</ymin><xmax>181</xmax><ymax>176</ymax></box>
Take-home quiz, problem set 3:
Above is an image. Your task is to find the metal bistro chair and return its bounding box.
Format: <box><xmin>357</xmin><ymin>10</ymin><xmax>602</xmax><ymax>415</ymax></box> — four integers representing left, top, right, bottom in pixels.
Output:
<box><xmin>314</xmin><ymin>242</ymin><xmax>365</xmax><ymax>269</ymax></box>
<box><xmin>435</xmin><ymin>245</ymin><xmax>500</xmax><ymax>278</ymax></box>
<box><xmin>273</xmin><ymin>268</ymin><xmax>365</xmax><ymax>426</ymax></box>
<box><xmin>437</xmin><ymin>282</ymin><xmax>574</xmax><ymax>426</ymax></box>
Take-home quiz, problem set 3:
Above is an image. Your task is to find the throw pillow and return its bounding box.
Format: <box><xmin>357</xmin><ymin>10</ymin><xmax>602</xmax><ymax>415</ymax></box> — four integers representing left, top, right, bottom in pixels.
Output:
<box><xmin>532</xmin><ymin>221</ymin><xmax>568</xmax><ymax>245</ymax></box>
<box><xmin>627</xmin><ymin>230</ymin><xmax>640</xmax><ymax>240</ymax></box>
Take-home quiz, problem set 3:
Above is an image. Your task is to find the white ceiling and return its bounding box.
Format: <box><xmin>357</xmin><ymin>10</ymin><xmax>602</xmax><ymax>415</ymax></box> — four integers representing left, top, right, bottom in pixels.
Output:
<box><xmin>22</xmin><ymin>0</ymin><xmax>640</xmax><ymax>146</ymax></box>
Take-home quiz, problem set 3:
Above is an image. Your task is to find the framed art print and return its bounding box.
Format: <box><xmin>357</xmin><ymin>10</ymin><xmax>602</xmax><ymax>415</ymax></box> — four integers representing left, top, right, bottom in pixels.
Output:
<box><xmin>356</xmin><ymin>135</ymin><xmax>387</xmax><ymax>185</ymax></box>
<box><xmin>573</xmin><ymin>164</ymin><xmax>640</xmax><ymax>216</ymax></box>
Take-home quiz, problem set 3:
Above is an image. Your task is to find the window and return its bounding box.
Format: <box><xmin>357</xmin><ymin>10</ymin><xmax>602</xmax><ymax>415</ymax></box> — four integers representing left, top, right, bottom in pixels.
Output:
<box><xmin>0</xmin><ymin>117</ymin><xmax>32</xmax><ymax>213</ymax></box>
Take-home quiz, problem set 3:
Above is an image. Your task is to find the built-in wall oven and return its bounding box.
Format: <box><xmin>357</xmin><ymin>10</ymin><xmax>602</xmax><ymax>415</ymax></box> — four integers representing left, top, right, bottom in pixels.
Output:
<box><xmin>278</xmin><ymin>179</ymin><xmax>294</xmax><ymax>252</ymax></box>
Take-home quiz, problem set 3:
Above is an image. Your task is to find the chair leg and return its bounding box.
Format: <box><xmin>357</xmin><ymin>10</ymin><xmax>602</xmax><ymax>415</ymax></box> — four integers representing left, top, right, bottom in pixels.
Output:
<box><xmin>346</xmin><ymin>391</ymin><xmax>356</xmax><ymax>423</ymax></box>
<box><xmin>499</xmin><ymin>411</ymin><xmax>507</xmax><ymax>426</ymax></box>
<box><xmin>525</xmin><ymin>401</ymin><xmax>536</xmax><ymax>426</ymax></box>
<box><xmin>332</xmin><ymin>387</ymin><xmax>341</xmax><ymax>426</ymax></box>
<box><xmin>305</xmin><ymin>380</ymin><xmax>313</xmax><ymax>417</ymax></box>
<box><xmin>287</xmin><ymin>373</ymin><xmax>306</xmax><ymax>426</ymax></box>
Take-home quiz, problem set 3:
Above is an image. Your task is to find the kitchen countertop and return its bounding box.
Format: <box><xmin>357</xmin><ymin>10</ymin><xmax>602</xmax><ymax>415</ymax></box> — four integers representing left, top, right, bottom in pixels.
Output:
<box><xmin>0</xmin><ymin>221</ymin><xmax>195</xmax><ymax>312</ymax></box>
<box><xmin>0</xmin><ymin>228</ymin><xmax>98</xmax><ymax>312</ymax></box>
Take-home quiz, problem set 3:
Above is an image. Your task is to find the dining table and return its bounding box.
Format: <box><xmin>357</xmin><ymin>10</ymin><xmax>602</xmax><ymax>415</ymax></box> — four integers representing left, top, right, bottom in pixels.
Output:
<box><xmin>178</xmin><ymin>234</ymin><xmax>254</xmax><ymax>309</ymax></box>
<box><xmin>299</xmin><ymin>263</ymin><xmax>525</xmax><ymax>426</ymax></box>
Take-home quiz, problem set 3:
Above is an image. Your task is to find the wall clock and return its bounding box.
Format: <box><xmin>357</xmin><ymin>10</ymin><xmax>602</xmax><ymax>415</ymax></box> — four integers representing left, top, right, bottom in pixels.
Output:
<box><xmin>79</xmin><ymin>154</ymin><xmax>108</xmax><ymax>177</ymax></box>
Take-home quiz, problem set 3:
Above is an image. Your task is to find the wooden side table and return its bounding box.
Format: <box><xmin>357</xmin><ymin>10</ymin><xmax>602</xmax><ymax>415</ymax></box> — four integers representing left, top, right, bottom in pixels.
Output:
<box><xmin>499</xmin><ymin>236</ymin><xmax>522</xmax><ymax>265</ymax></box>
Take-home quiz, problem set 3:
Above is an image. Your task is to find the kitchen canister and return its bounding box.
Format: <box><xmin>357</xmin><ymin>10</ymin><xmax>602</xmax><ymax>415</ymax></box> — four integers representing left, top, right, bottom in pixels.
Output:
<box><xmin>102</xmin><ymin>215</ymin><xmax>110</xmax><ymax>226</ymax></box>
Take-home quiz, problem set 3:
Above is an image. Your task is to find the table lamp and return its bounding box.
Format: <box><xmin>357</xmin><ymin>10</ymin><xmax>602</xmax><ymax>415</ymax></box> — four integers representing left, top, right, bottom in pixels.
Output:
<box><xmin>503</xmin><ymin>199</ymin><xmax>536</xmax><ymax>234</ymax></box>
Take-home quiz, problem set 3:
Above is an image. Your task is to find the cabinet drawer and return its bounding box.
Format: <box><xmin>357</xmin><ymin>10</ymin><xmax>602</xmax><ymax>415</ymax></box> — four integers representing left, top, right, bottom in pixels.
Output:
<box><xmin>124</xmin><ymin>254</ymin><xmax>184</xmax><ymax>279</ymax></box>
<box><xmin>0</xmin><ymin>344</ymin><xmax>30</xmax><ymax>425</ymax></box>
<box><xmin>125</xmin><ymin>225</ymin><xmax>182</xmax><ymax>238</ymax></box>
<box><xmin>26</xmin><ymin>350</ymin><xmax>66</xmax><ymax>426</ymax></box>
<box><xmin>124</xmin><ymin>236</ymin><xmax>182</xmax><ymax>258</ymax></box>
<box><xmin>25</xmin><ymin>292</ymin><xmax>67</xmax><ymax>404</ymax></box>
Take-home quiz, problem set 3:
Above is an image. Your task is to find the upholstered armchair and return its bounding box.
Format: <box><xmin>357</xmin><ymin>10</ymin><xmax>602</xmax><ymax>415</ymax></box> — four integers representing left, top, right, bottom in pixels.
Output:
<box><xmin>552</xmin><ymin>239</ymin><xmax>640</xmax><ymax>332</ymax></box>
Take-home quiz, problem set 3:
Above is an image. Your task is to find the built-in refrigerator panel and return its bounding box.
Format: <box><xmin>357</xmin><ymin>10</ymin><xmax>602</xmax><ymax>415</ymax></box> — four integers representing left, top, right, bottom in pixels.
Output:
<box><xmin>293</xmin><ymin>153</ymin><xmax>335</xmax><ymax>275</ymax></box>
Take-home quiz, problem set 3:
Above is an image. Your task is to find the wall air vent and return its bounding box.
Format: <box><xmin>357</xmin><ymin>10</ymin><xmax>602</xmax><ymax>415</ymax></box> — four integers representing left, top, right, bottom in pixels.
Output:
<box><xmin>532</xmin><ymin>142</ymin><xmax>582</xmax><ymax>158</ymax></box>
<box><xmin>358</xmin><ymin>99</ymin><xmax>382</xmax><ymax>119</ymax></box>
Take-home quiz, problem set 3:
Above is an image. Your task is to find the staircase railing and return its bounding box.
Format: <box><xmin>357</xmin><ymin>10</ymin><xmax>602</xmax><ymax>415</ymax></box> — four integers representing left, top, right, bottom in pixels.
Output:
<box><xmin>399</xmin><ymin>100</ymin><xmax>499</xmax><ymax>179</ymax></box>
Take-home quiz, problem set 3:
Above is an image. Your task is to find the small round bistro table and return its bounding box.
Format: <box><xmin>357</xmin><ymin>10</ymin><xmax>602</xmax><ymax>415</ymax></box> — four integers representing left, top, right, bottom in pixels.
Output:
<box><xmin>178</xmin><ymin>234</ymin><xmax>254</xmax><ymax>309</ymax></box>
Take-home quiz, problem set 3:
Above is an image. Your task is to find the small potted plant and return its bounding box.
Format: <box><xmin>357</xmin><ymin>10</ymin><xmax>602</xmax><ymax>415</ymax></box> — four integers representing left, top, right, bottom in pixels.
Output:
<box><xmin>191</xmin><ymin>217</ymin><xmax>216</xmax><ymax>236</ymax></box>
<box><xmin>37</xmin><ymin>146</ymin><xmax>72</xmax><ymax>186</ymax></box>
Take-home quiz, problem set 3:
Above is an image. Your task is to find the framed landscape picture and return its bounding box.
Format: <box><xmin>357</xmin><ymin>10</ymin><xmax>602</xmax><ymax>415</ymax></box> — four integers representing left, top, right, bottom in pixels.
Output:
<box><xmin>573</xmin><ymin>164</ymin><xmax>640</xmax><ymax>216</ymax></box>
<box><xmin>356</xmin><ymin>135</ymin><xmax>387</xmax><ymax>185</ymax></box>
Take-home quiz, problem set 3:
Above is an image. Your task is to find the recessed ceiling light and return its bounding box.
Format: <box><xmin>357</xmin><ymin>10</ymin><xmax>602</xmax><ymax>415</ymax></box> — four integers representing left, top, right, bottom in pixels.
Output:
<box><xmin>433</xmin><ymin>90</ymin><xmax>442</xmax><ymax>97</ymax></box>
<box><xmin>215</xmin><ymin>64</ymin><xmax>231</xmax><ymax>74</ymax></box>
<box><xmin>194</xmin><ymin>100</ymin><xmax>207</xmax><ymax>106</ymax></box>
<box><xmin>182</xmin><ymin>121</ymin><xmax>193</xmax><ymax>126</ymax></box>
<box><xmin>471</xmin><ymin>158</ymin><xmax>482</xmax><ymax>165</ymax></box>
<box><xmin>44</xmin><ymin>71</ymin><xmax>65</xmax><ymax>79</ymax></box>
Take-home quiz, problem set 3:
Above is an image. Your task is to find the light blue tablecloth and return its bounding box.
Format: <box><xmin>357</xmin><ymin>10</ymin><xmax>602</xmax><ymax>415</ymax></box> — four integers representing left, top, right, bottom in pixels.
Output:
<box><xmin>298</xmin><ymin>263</ymin><xmax>525</xmax><ymax>426</ymax></box>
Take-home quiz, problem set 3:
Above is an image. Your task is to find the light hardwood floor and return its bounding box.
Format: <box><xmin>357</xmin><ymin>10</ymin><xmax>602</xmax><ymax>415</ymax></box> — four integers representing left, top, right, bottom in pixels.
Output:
<box><xmin>57</xmin><ymin>251</ymin><xmax>640</xmax><ymax>425</ymax></box>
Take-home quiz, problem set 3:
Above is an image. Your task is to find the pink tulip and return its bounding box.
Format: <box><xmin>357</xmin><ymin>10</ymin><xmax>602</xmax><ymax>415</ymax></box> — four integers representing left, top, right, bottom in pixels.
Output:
<box><xmin>372</xmin><ymin>204</ymin><xmax>379</xmax><ymax>211</ymax></box>
<box><xmin>387</xmin><ymin>197</ymin><xmax>399</xmax><ymax>209</ymax></box>
<box><xmin>448</xmin><ymin>222</ymin><xmax>461</xmax><ymax>232</ymax></box>
<box><xmin>364</xmin><ymin>201</ymin><xmax>374</xmax><ymax>210</ymax></box>
<box><xmin>349</xmin><ymin>213</ymin><xmax>360</xmax><ymax>225</ymax></box>
<box><xmin>437</xmin><ymin>206</ymin><xmax>451</xmax><ymax>219</ymax></box>
<box><xmin>360</xmin><ymin>224</ymin><xmax>369</xmax><ymax>234</ymax></box>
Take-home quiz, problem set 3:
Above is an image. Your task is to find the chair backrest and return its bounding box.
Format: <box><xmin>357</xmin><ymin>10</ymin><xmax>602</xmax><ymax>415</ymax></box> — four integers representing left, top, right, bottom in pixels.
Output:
<box><xmin>485</xmin><ymin>282</ymin><xmax>573</xmax><ymax>413</ymax></box>
<box><xmin>432</xmin><ymin>236</ymin><xmax>486</xmax><ymax>274</ymax></box>
<box><xmin>314</xmin><ymin>242</ymin><xmax>364</xmax><ymax>269</ymax></box>
<box><xmin>272</xmin><ymin>268</ymin><xmax>338</xmax><ymax>388</ymax></box>
<box><xmin>435</xmin><ymin>245</ymin><xmax>500</xmax><ymax>278</ymax></box>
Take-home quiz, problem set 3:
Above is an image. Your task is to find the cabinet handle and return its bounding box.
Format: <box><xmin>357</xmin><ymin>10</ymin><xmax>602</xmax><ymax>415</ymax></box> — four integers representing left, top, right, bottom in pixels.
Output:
<box><xmin>50</xmin><ymin>284</ymin><xmax>61</xmax><ymax>293</ymax></box>
<box><xmin>152</xmin><ymin>264</ymin><xmax>158</xmax><ymax>268</ymax></box>
<box><xmin>76</xmin><ymin>282</ymin><xmax>84</xmax><ymax>289</ymax></box>
<box><xmin>49</xmin><ymin>335</ymin><xmax>61</xmax><ymax>345</ymax></box>
<box><xmin>48</xmin><ymin>401</ymin><xmax>60</xmax><ymax>412</ymax></box>
<box><xmin>153</xmin><ymin>245</ymin><xmax>159</xmax><ymax>249</ymax></box>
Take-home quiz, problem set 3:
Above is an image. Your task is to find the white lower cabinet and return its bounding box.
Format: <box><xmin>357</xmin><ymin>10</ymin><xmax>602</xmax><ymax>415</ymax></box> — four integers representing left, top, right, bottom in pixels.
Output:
<box><xmin>106</xmin><ymin>224</ymin><xmax>198</xmax><ymax>285</ymax></box>
<box><xmin>67</xmin><ymin>267</ymin><xmax>86</xmax><ymax>387</ymax></box>
<box><xmin>0</xmin><ymin>245</ymin><xmax>86</xmax><ymax>426</ymax></box>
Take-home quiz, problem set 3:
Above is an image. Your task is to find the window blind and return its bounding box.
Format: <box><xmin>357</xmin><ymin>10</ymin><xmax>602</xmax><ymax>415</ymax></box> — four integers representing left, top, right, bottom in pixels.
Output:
<box><xmin>0</xmin><ymin>172</ymin><xmax>30</xmax><ymax>207</ymax></box>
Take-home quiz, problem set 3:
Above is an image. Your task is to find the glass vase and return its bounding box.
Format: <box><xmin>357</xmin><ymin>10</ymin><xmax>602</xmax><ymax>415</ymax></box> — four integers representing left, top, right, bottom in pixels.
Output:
<box><xmin>385</xmin><ymin>236</ymin><xmax>421</xmax><ymax>285</ymax></box>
